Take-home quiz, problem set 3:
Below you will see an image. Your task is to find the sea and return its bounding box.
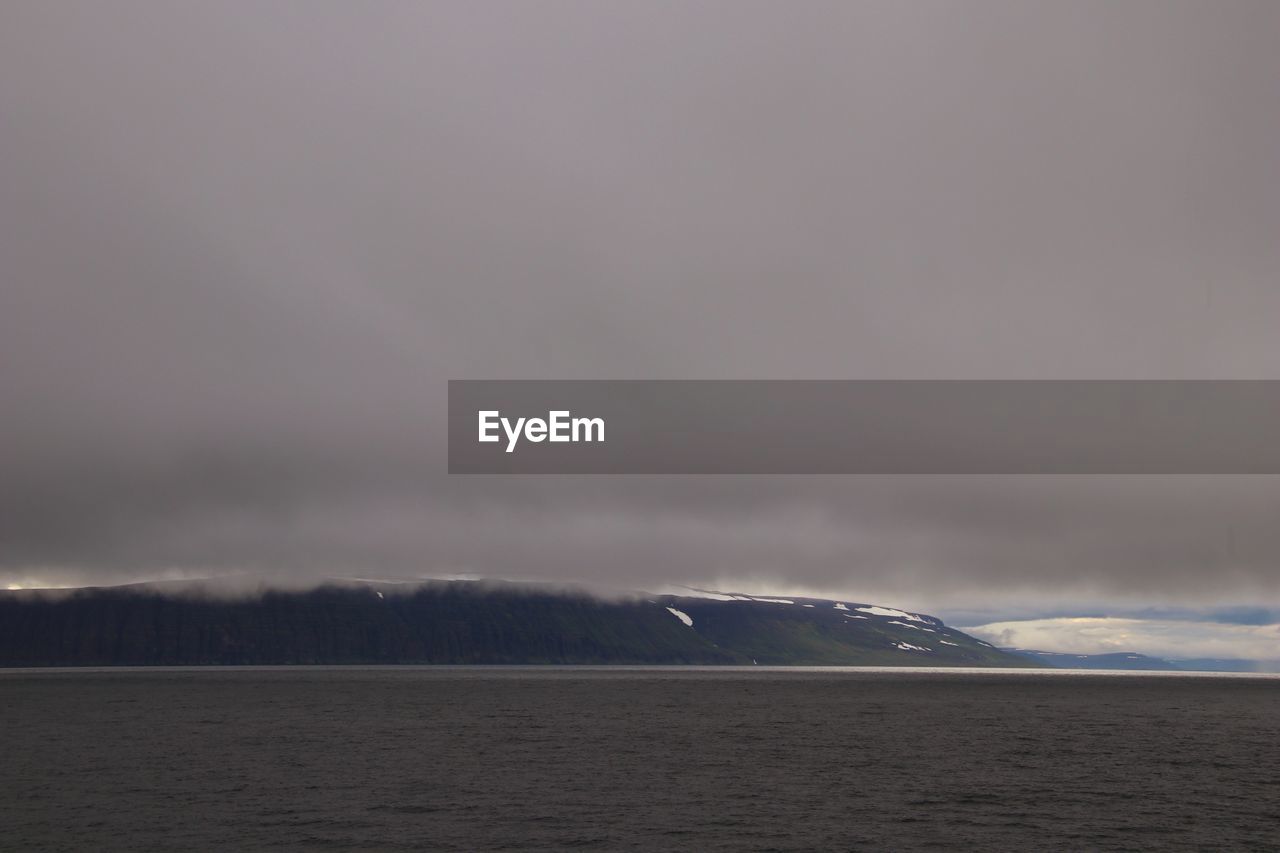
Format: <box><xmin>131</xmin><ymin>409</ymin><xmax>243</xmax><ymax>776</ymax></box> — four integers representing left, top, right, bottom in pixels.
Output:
<box><xmin>2</xmin><ymin>667</ymin><xmax>1278</xmax><ymax>851</ymax></box>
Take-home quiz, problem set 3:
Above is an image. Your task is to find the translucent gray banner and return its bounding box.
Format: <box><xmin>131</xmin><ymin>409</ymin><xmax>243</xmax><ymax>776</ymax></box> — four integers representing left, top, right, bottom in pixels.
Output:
<box><xmin>448</xmin><ymin>380</ymin><xmax>1280</xmax><ymax>474</ymax></box>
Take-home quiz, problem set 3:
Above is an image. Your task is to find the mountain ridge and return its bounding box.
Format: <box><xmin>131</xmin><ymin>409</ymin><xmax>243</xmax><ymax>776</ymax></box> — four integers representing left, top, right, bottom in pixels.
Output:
<box><xmin>1005</xmin><ymin>648</ymin><xmax>1280</xmax><ymax>673</ymax></box>
<box><xmin>0</xmin><ymin>578</ymin><xmax>1030</xmax><ymax>667</ymax></box>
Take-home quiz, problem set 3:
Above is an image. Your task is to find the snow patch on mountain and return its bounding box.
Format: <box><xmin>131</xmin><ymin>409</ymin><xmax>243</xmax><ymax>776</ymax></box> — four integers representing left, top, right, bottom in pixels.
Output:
<box><xmin>857</xmin><ymin>605</ymin><xmax>928</xmax><ymax>622</ymax></box>
<box><xmin>665</xmin><ymin>607</ymin><xmax>694</xmax><ymax>627</ymax></box>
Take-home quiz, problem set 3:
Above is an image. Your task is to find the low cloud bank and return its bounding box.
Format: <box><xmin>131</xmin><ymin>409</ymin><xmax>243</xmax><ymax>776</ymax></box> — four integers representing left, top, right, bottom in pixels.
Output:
<box><xmin>964</xmin><ymin>617</ymin><xmax>1280</xmax><ymax>661</ymax></box>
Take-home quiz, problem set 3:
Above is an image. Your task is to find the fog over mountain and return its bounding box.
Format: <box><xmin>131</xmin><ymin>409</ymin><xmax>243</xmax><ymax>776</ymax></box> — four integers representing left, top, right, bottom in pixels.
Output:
<box><xmin>3</xmin><ymin>2</ymin><xmax>1280</xmax><ymax>656</ymax></box>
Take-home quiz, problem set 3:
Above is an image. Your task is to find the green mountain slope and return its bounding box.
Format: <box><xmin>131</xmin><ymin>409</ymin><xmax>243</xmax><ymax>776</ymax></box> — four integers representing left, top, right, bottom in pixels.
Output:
<box><xmin>0</xmin><ymin>580</ymin><xmax>1032</xmax><ymax>667</ymax></box>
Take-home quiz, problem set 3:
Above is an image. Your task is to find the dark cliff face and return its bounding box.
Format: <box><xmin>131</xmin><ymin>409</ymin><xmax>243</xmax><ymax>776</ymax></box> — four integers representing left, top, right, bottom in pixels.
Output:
<box><xmin>0</xmin><ymin>581</ymin><xmax>1030</xmax><ymax>667</ymax></box>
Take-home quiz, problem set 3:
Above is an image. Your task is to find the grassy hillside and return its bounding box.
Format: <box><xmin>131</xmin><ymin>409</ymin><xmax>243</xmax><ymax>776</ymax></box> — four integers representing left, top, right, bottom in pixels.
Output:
<box><xmin>0</xmin><ymin>581</ymin><xmax>1032</xmax><ymax>667</ymax></box>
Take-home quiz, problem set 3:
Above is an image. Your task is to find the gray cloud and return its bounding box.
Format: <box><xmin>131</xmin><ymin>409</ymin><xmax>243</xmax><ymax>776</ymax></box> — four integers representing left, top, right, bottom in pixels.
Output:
<box><xmin>3</xmin><ymin>2</ymin><xmax>1280</xmax><ymax>615</ymax></box>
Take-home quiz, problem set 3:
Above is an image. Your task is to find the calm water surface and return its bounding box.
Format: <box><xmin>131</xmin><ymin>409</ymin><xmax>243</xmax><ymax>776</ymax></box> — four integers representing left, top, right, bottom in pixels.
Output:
<box><xmin>2</xmin><ymin>667</ymin><xmax>1278</xmax><ymax>851</ymax></box>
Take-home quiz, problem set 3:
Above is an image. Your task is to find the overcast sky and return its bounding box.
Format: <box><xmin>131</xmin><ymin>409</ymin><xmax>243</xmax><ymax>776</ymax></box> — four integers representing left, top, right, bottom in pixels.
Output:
<box><xmin>3</xmin><ymin>2</ymin><xmax>1280</xmax><ymax>652</ymax></box>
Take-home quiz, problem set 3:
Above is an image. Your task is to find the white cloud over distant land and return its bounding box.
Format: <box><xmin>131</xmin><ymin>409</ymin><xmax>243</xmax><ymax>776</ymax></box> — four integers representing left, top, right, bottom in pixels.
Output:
<box><xmin>963</xmin><ymin>617</ymin><xmax>1280</xmax><ymax>661</ymax></box>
